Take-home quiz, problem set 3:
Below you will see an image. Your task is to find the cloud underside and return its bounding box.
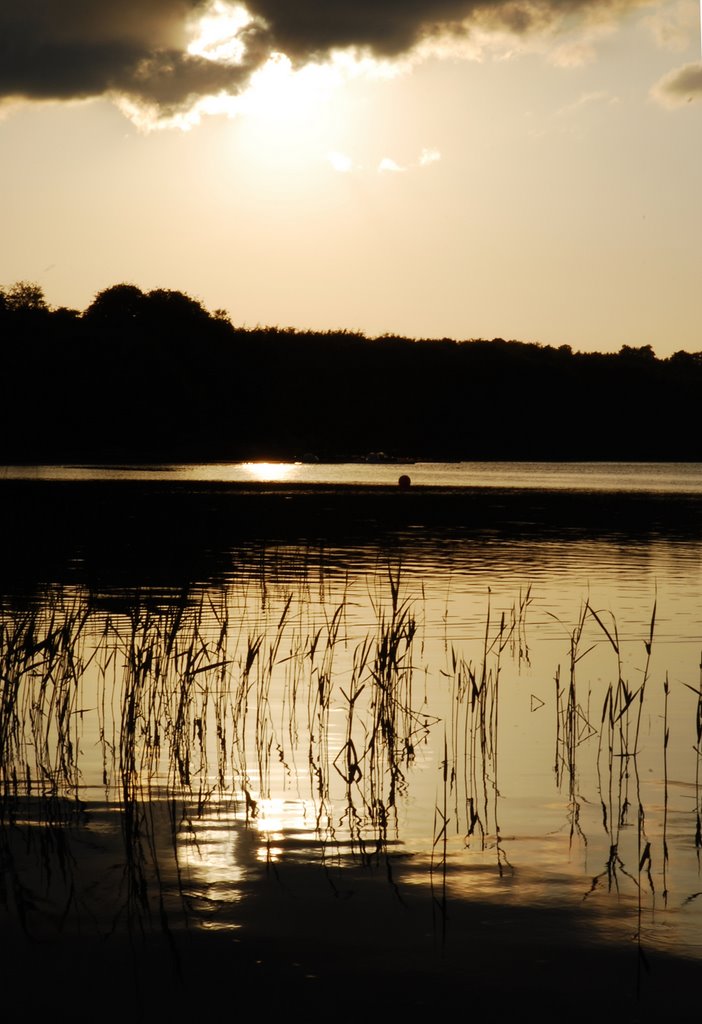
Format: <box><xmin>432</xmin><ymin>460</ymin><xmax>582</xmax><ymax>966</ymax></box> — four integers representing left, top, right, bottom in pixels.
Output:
<box><xmin>0</xmin><ymin>0</ymin><xmax>651</xmax><ymax>117</ymax></box>
<box><xmin>651</xmin><ymin>61</ymin><xmax>702</xmax><ymax>106</ymax></box>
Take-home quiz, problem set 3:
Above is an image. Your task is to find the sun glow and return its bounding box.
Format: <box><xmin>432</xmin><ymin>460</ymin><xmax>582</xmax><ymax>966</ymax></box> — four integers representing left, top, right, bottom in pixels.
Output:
<box><xmin>185</xmin><ymin>0</ymin><xmax>349</xmax><ymax>128</ymax></box>
<box><xmin>113</xmin><ymin>0</ymin><xmax>411</xmax><ymax>160</ymax></box>
<box><xmin>235</xmin><ymin>52</ymin><xmax>337</xmax><ymax>123</ymax></box>
<box><xmin>123</xmin><ymin>0</ymin><xmax>404</xmax><ymax>135</ymax></box>
<box><xmin>327</xmin><ymin>150</ymin><xmax>353</xmax><ymax>172</ymax></box>
<box><xmin>186</xmin><ymin>2</ymin><xmax>399</xmax><ymax>127</ymax></box>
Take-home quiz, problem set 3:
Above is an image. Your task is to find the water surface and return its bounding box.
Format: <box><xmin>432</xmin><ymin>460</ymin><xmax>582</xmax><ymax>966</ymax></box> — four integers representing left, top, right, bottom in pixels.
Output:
<box><xmin>3</xmin><ymin>459</ymin><xmax>702</xmax><ymax>493</ymax></box>
<box><xmin>1</xmin><ymin>463</ymin><xmax>700</xmax><ymax>1021</ymax></box>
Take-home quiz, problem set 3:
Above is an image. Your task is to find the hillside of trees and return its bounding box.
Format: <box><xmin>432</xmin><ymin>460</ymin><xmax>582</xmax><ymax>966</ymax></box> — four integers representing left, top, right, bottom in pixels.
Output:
<box><xmin>1</xmin><ymin>281</ymin><xmax>700</xmax><ymax>462</ymax></box>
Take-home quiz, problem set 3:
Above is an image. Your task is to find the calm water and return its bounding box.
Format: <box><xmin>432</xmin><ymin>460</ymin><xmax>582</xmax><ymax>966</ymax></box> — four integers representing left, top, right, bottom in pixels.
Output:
<box><xmin>4</xmin><ymin>459</ymin><xmax>702</xmax><ymax>493</ymax></box>
<box><xmin>1</xmin><ymin>463</ymin><xmax>701</xmax><ymax>1020</ymax></box>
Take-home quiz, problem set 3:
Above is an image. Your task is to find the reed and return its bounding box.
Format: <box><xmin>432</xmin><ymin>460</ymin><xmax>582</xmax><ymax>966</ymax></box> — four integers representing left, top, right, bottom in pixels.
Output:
<box><xmin>438</xmin><ymin>588</ymin><xmax>524</xmax><ymax>876</ymax></box>
<box><xmin>0</xmin><ymin>559</ymin><xmax>697</xmax><ymax>958</ymax></box>
<box><xmin>683</xmin><ymin>653</ymin><xmax>702</xmax><ymax>855</ymax></box>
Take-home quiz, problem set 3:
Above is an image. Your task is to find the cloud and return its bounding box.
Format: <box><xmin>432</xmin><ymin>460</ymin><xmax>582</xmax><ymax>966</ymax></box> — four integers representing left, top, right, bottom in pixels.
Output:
<box><xmin>6</xmin><ymin>1</ymin><xmax>316</xmax><ymax>116</ymax></box>
<box><xmin>0</xmin><ymin>1</ymin><xmax>655</xmax><ymax>123</ymax></box>
<box><xmin>0</xmin><ymin>1</ymin><xmax>267</xmax><ymax>115</ymax></box>
<box><xmin>325</xmin><ymin>148</ymin><xmax>440</xmax><ymax>175</ymax></box>
<box><xmin>378</xmin><ymin>157</ymin><xmax>405</xmax><ymax>173</ymax></box>
<box><xmin>555</xmin><ymin>89</ymin><xmax>614</xmax><ymax>115</ymax></box>
<box><xmin>651</xmin><ymin>61</ymin><xmax>702</xmax><ymax>106</ymax></box>
<box><xmin>643</xmin><ymin>0</ymin><xmax>699</xmax><ymax>53</ymax></box>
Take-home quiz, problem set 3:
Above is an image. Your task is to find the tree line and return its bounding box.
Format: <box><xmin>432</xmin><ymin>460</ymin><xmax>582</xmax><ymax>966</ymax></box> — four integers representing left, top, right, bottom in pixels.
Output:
<box><xmin>1</xmin><ymin>281</ymin><xmax>700</xmax><ymax>462</ymax></box>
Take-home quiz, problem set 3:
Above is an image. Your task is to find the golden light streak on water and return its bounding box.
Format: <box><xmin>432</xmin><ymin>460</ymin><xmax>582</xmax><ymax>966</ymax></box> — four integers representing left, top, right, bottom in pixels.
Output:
<box><xmin>241</xmin><ymin>461</ymin><xmax>299</xmax><ymax>482</ymax></box>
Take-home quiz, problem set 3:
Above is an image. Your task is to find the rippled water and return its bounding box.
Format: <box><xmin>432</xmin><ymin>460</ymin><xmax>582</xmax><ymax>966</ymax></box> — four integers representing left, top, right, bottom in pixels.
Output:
<box><xmin>1</xmin><ymin>465</ymin><xmax>700</xmax><ymax>1020</ymax></box>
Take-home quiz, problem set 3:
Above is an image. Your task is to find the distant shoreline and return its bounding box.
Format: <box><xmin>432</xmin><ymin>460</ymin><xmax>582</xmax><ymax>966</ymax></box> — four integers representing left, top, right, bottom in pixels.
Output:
<box><xmin>2</xmin><ymin>302</ymin><xmax>700</xmax><ymax>463</ymax></box>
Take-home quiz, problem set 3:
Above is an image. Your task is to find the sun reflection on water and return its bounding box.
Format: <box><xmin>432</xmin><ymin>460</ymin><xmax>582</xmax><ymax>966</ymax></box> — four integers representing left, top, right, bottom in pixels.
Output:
<box><xmin>242</xmin><ymin>461</ymin><xmax>299</xmax><ymax>482</ymax></box>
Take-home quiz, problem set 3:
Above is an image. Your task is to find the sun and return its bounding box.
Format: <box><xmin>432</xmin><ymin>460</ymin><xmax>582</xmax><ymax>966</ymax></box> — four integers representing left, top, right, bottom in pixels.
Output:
<box><xmin>179</xmin><ymin>0</ymin><xmax>395</xmax><ymax>146</ymax></box>
<box><xmin>237</xmin><ymin>53</ymin><xmax>339</xmax><ymax>125</ymax></box>
<box><xmin>185</xmin><ymin>1</ymin><xmax>340</xmax><ymax>126</ymax></box>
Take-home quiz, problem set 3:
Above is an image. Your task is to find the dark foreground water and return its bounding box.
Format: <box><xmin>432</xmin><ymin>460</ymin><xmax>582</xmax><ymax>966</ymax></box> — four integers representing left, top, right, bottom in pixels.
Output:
<box><xmin>1</xmin><ymin>464</ymin><xmax>701</xmax><ymax>1021</ymax></box>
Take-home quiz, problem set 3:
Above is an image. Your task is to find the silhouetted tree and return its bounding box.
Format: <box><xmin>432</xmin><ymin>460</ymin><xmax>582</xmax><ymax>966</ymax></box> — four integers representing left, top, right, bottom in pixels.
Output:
<box><xmin>142</xmin><ymin>289</ymin><xmax>210</xmax><ymax>329</ymax></box>
<box><xmin>0</xmin><ymin>277</ymin><xmax>699</xmax><ymax>462</ymax></box>
<box><xmin>668</xmin><ymin>350</ymin><xmax>702</xmax><ymax>369</ymax></box>
<box><xmin>619</xmin><ymin>344</ymin><xmax>656</xmax><ymax>361</ymax></box>
<box><xmin>50</xmin><ymin>306</ymin><xmax>81</xmax><ymax>325</ymax></box>
<box><xmin>84</xmin><ymin>284</ymin><xmax>145</xmax><ymax>327</ymax></box>
<box><xmin>2</xmin><ymin>280</ymin><xmax>48</xmax><ymax>312</ymax></box>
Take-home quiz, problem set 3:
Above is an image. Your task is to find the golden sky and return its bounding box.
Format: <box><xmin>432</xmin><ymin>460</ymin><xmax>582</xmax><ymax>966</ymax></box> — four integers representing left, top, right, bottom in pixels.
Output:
<box><xmin>1</xmin><ymin>1</ymin><xmax>700</xmax><ymax>354</ymax></box>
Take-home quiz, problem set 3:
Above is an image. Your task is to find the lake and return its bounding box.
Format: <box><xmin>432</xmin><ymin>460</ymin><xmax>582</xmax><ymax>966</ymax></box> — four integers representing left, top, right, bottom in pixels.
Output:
<box><xmin>1</xmin><ymin>462</ymin><xmax>700</xmax><ymax>1022</ymax></box>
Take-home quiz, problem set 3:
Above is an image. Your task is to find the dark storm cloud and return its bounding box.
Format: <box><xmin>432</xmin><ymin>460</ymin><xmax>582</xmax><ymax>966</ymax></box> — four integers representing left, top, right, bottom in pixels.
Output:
<box><xmin>246</xmin><ymin>0</ymin><xmax>560</xmax><ymax>57</ymax></box>
<box><xmin>0</xmin><ymin>0</ymin><xmax>271</xmax><ymax>111</ymax></box>
<box><xmin>0</xmin><ymin>0</ymin><xmax>647</xmax><ymax>112</ymax></box>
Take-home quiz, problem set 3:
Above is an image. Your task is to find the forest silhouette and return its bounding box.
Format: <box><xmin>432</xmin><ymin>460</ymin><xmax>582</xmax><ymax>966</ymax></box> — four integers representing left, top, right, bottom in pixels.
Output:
<box><xmin>1</xmin><ymin>281</ymin><xmax>699</xmax><ymax>463</ymax></box>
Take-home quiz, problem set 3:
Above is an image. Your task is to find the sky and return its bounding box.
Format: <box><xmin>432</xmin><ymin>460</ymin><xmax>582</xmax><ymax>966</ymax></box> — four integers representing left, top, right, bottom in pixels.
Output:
<box><xmin>1</xmin><ymin>0</ymin><xmax>701</xmax><ymax>356</ymax></box>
